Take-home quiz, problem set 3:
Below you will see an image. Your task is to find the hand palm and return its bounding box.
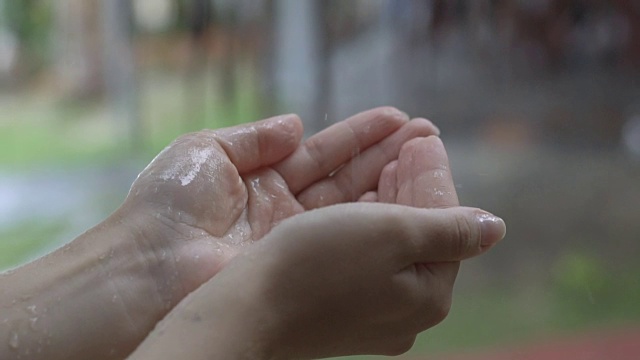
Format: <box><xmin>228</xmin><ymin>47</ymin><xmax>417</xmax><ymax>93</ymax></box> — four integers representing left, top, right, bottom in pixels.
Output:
<box><xmin>125</xmin><ymin>109</ymin><xmax>439</xmax><ymax>297</ymax></box>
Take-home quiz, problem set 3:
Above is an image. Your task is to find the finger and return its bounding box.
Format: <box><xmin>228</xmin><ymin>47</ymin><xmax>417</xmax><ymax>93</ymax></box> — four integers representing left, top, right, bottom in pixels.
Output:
<box><xmin>275</xmin><ymin>203</ymin><xmax>505</xmax><ymax>264</ymax></box>
<box><xmin>274</xmin><ymin>107</ymin><xmax>411</xmax><ymax>194</ymax></box>
<box><xmin>358</xmin><ymin>191</ymin><xmax>378</xmax><ymax>202</ymax></box>
<box><xmin>212</xmin><ymin>114</ymin><xmax>304</xmax><ymax>174</ymax></box>
<box><xmin>297</xmin><ymin>119</ymin><xmax>440</xmax><ymax>209</ymax></box>
<box><xmin>397</xmin><ymin>135</ymin><xmax>459</xmax><ymax>208</ymax></box>
<box><xmin>402</xmin><ymin>207</ymin><xmax>506</xmax><ymax>263</ymax></box>
<box><xmin>378</xmin><ymin>160</ymin><xmax>398</xmax><ymax>203</ymax></box>
<box><xmin>244</xmin><ymin>169</ymin><xmax>306</xmax><ymax>240</ymax></box>
<box><xmin>395</xmin><ymin>136</ymin><xmax>460</xmax><ymax>283</ymax></box>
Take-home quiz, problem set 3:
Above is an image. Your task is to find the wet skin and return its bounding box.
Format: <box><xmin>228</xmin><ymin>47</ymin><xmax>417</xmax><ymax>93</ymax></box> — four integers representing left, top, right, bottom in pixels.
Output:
<box><xmin>124</xmin><ymin>108</ymin><xmax>441</xmax><ymax>300</ymax></box>
<box><xmin>127</xmin><ymin>131</ymin><xmax>506</xmax><ymax>360</ymax></box>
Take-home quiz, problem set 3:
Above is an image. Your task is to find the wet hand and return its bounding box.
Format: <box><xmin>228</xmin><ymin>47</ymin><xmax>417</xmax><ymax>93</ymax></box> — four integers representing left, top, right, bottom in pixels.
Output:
<box><xmin>129</xmin><ymin>203</ymin><xmax>506</xmax><ymax>360</ymax></box>
<box><xmin>122</xmin><ymin>107</ymin><xmax>439</xmax><ymax>304</ymax></box>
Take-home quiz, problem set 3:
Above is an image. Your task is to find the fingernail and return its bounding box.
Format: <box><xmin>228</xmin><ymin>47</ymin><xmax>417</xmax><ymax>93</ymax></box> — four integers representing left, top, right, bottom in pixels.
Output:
<box><xmin>431</xmin><ymin>123</ymin><xmax>441</xmax><ymax>136</ymax></box>
<box><xmin>423</xmin><ymin>119</ymin><xmax>441</xmax><ymax>136</ymax></box>
<box><xmin>477</xmin><ymin>212</ymin><xmax>506</xmax><ymax>247</ymax></box>
<box><xmin>410</xmin><ymin>118</ymin><xmax>440</xmax><ymax>136</ymax></box>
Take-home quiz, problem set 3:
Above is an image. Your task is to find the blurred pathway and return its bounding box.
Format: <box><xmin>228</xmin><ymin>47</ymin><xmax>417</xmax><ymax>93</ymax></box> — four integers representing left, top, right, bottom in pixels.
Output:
<box><xmin>0</xmin><ymin>163</ymin><xmax>142</xmax><ymax>242</ymax></box>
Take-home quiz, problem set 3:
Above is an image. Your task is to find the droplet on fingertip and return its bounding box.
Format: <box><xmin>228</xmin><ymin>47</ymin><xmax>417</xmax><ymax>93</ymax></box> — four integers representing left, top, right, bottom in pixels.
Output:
<box><xmin>477</xmin><ymin>212</ymin><xmax>506</xmax><ymax>247</ymax></box>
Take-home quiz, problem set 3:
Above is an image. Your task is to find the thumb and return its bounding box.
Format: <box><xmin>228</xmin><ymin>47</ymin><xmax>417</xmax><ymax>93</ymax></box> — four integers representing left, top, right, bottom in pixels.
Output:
<box><xmin>404</xmin><ymin>207</ymin><xmax>506</xmax><ymax>263</ymax></box>
<box><xmin>213</xmin><ymin>114</ymin><xmax>304</xmax><ymax>174</ymax></box>
<box><xmin>268</xmin><ymin>203</ymin><xmax>505</xmax><ymax>264</ymax></box>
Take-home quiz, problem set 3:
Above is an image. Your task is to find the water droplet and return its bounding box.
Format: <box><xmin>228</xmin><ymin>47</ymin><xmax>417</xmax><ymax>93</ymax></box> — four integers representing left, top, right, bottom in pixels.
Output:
<box><xmin>29</xmin><ymin>317</ymin><xmax>38</xmax><ymax>330</ymax></box>
<box><xmin>8</xmin><ymin>331</ymin><xmax>19</xmax><ymax>350</ymax></box>
<box><xmin>26</xmin><ymin>305</ymin><xmax>37</xmax><ymax>315</ymax></box>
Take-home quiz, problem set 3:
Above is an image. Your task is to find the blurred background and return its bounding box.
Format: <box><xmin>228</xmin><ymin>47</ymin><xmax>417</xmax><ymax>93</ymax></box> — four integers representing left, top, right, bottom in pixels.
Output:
<box><xmin>1</xmin><ymin>0</ymin><xmax>639</xmax><ymax>359</ymax></box>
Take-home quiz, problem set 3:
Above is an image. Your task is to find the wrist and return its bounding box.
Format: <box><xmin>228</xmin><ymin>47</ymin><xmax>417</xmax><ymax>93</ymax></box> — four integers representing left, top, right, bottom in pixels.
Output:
<box><xmin>128</xmin><ymin>252</ymin><xmax>284</xmax><ymax>360</ymax></box>
<box><xmin>0</xmin><ymin>208</ymin><xmax>167</xmax><ymax>360</ymax></box>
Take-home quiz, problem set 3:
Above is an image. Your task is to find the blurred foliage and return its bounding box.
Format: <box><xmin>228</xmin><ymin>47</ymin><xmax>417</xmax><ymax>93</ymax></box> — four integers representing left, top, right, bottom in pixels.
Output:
<box><xmin>0</xmin><ymin>66</ymin><xmax>260</xmax><ymax>168</ymax></box>
<box><xmin>0</xmin><ymin>219</ymin><xmax>69</xmax><ymax>271</ymax></box>
<box><xmin>551</xmin><ymin>251</ymin><xmax>640</xmax><ymax>329</ymax></box>
<box><xmin>552</xmin><ymin>252</ymin><xmax>607</xmax><ymax>305</ymax></box>
<box><xmin>3</xmin><ymin>0</ymin><xmax>53</xmax><ymax>71</ymax></box>
<box><xmin>0</xmin><ymin>97</ymin><xmax>124</xmax><ymax>168</ymax></box>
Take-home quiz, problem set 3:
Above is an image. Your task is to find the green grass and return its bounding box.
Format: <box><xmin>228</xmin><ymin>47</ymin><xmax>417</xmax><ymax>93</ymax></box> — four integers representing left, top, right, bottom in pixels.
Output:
<box><xmin>0</xmin><ymin>96</ymin><xmax>123</xmax><ymax>167</ymax></box>
<box><xmin>0</xmin><ymin>67</ymin><xmax>263</xmax><ymax>169</ymax></box>
<box><xmin>0</xmin><ymin>218</ymin><xmax>71</xmax><ymax>271</ymax></box>
<box><xmin>140</xmin><ymin>68</ymin><xmax>262</xmax><ymax>157</ymax></box>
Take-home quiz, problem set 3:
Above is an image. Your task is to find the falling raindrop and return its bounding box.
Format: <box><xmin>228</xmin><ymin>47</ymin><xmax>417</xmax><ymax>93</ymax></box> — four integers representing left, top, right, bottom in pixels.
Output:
<box><xmin>8</xmin><ymin>331</ymin><xmax>19</xmax><ymax>350</ymax></box>
<box><xmin>26</xmin><ymin>305</ymin><xmax>37</xmax><ymax>315</ymax></box>
<box><xmin>29</xmin><ymin>317</ymin><xmax>38</xmax><ymax>331</ymax></box>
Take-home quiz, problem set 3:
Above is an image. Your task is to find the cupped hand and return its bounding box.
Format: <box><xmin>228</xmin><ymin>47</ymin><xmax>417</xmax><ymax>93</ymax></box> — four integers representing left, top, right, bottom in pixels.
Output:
<box><xmin>126</xmin><ymin>118</ymin><xmax>507</xmax><ymax>360</ymax></box>
<box><xmin>253</xmin><ymin>136</ymin><xmax>505</xmax><ymax>358</ymax></box>
<box><xmin>257</xmin><ymin>135</ymin><xmax>506</xmax><ymax>358</ymax></box>
<box><xmin>128</xmin><ymin>203</ymin><xmax>506</xmax><ymax>360</ymax></box>
<box><xmin>122</xmin><ymin>107</ymin><xmax>439</xmax><ymax>303</ymax></box>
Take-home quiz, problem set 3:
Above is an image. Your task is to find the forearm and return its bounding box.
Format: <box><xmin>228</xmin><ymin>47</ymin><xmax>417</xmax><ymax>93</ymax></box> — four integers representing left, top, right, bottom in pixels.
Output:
<box><xmin>127</xmin><ymin>256</ymin><xmax>280</xmax><ymax>360</ymax></box>
<box><xmin>0</xmin><ymin>210</ymin><xmax>166</xmax><ymax>360</ymax></box>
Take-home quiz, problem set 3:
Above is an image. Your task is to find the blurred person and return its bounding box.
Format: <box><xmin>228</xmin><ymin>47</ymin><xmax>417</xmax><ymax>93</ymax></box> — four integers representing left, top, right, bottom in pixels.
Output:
<box><xmin>0</xmin><ymin>107</ymin><xmax>506</xmax><ymax>359</ymax></box>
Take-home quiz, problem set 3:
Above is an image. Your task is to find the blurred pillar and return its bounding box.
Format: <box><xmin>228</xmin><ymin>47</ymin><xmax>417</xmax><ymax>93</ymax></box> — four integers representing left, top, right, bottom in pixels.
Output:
<box><xmin>273</xmin><ymin>0</ymin><xmax>324</xmax><ymax>134</ymax></box>
<box><xmin>53</xmin><ymin>0</ymin><xmax>103</xmax><ymax>98</ymax></box>
<box><xmin>184</xmin><ymin>0</ymin><xmax>214</xmax><ymax>130</ymax></box>
<box><xmin>101</xmin><ymin>0</ymin><xmax>140</xmax><ymax>150</ymax></box>
<box><xmin>314</xmin><ymin>0</ymin><xmax>332</xmax><ymax>130</ymax></box>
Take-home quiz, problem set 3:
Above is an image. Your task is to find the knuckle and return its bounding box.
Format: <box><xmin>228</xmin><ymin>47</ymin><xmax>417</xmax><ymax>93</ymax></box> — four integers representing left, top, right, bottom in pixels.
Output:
<box><xmin>452</xmin><ymin>213</ymin><xmax>476</xmax><ymax>258</ymax></box>
<box><xmin>172</xmin><ymin>130</ymin><xmax>216</xmax><ymax>151</ymax></box>
<box><xmin>378</xmin><ymin>106</ymin><xmax>404</xmax><ymax>119</ymax></box>
<box><xmin>304</xmin><ymin>136</ymin><xmax>326</xmax><ymax>170</ymax></box>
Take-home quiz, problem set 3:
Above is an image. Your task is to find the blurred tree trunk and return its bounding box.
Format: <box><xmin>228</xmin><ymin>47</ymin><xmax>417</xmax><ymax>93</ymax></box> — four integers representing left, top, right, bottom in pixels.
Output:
<box><xmin>314</xmin><ymin>0</ymin><xmax>332</xmax><ymax>130</ymax></box>
<box><xmin>101</xmin><ymin>0</ymin><xmax>140</xmax><ymax>150</ymax></box>
<box><xmin>274</xmin><ymin>0</ymin><xmax>324</xmax><ymax>135</ymax></box>
<box><xmin>611</xmin><ymin>0</ymin><xmax>640</xmax><ymax>67</ymax></box>
<box><xmin>185</xmin><ymin>0</ymin><xmax>213</xmax><ymax>131</ymax></box>
<box><xmin>217</xmin><ymin>2</ymin><xmax>239</xmax><ymax>120</ymax></box>
<box><xmin>259</xmin><ymin>0</ymin><xmax>278</xmax><ymax>116</ymax></box>
<box><xmin>53</xmin><ymin>0</ymin><xmax>103</xmax><ymax>99</ymax></box>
